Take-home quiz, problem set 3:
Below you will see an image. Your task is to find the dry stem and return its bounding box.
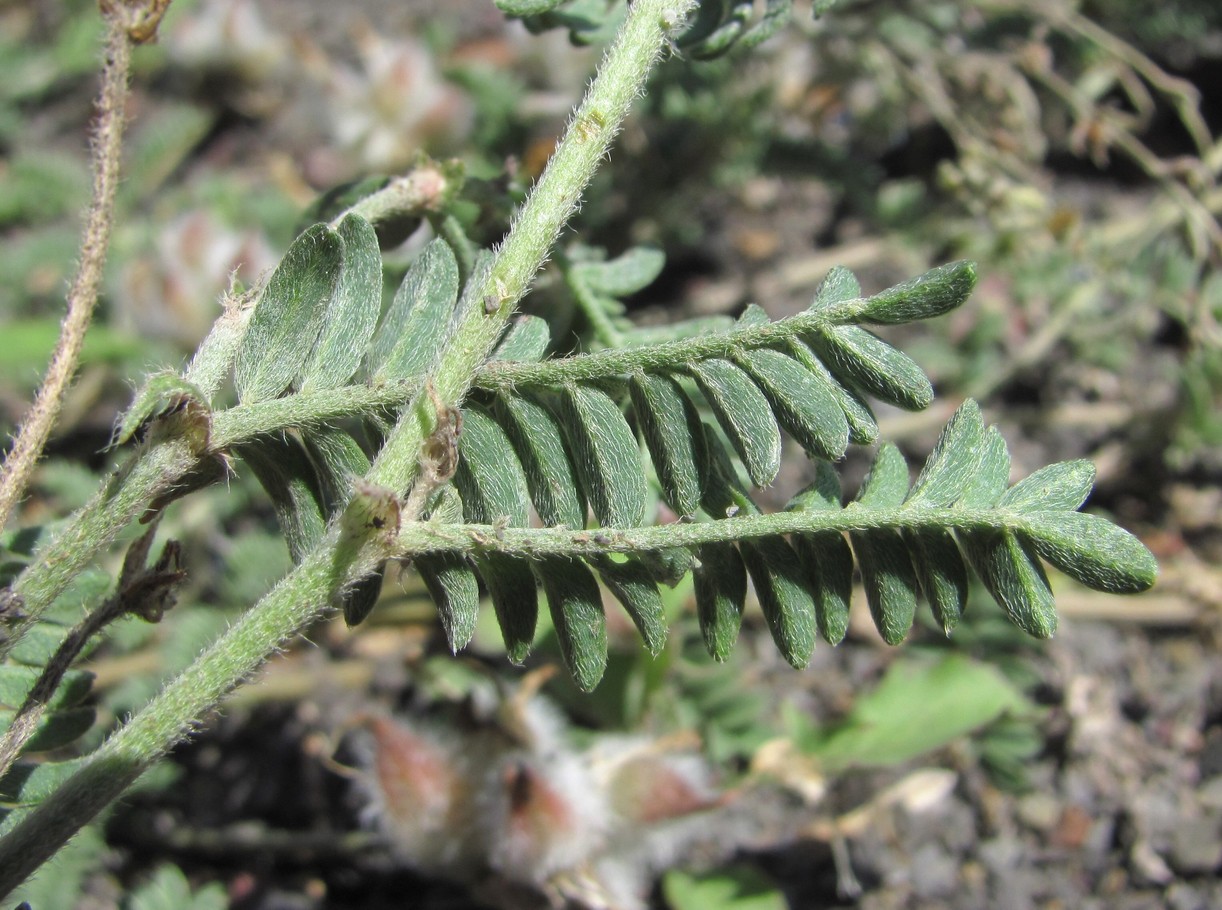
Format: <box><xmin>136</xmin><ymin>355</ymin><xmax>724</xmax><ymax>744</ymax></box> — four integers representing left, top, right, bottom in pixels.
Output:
<box><xmin>0</xmin><ymin>14</ymin><xmax>135</xmax><ymax>530</ymax></box>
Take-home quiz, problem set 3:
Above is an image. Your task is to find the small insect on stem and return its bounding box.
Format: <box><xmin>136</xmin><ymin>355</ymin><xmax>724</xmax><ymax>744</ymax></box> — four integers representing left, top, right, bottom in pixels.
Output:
<box><xmin>574</xmin><ymin>110</ymin><xmax>607</xmax><ymax>143</ymax></box>
<box><xmin>423</xmin><ymin>383</ymin><xmax>463</xmax><ymax>485</ymax></box>
<box><xmin>404</xmin><ymin>383</ymin><xmax>464</xmax><ymax>519</ymax></box>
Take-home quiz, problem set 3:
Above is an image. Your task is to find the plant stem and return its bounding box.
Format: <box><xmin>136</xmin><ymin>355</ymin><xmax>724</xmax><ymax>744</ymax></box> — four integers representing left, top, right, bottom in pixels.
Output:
<box><xmin>368</xmin><ymin>0</ymin><xmax>698</xmax><ymax>492</ymax></box>
<box><xmin>0</xmin><ymin>17</ymin><xmax>133</xmax><ymax>531</ymax></box>
<box><xmin>474</xmin><ymin>306</ymin><xmax>845</xmax><ymax>390</ymax></box>
<box><xmin>395</xmin><ymin>508</ymin><xmax>1013</xmax><ymax>557</ymax></box>
<box><xmin>1</xmin><ymin>440</ymin><xmax>198</xmax><ymax>660</ymax></box>
<box><xmin>562</xmin><ymin>257</ymin><xmax>628</xmax><ymax>348</ymax></box>
<box><xmin>0</xmin><ymin>0</ymin><xmax>697</xmax><ymax>893</ymax></box>
<box><xmin>208</xmin><ymin>383</ymin><xmax>417</xmax><ymax>448</ymax></box>
<box><xmin>0</xmin><ymin>547</ymin><xmax>340</xmax><ymax>886</ymax></box>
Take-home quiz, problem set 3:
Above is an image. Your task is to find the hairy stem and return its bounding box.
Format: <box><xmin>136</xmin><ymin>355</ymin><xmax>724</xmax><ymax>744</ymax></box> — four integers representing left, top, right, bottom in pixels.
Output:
<box><xmin>2</xmin><ymin>440</ymin><xmax>197</xmax><ymax>660</ymax></box>
<box><xmin>0</xmin><ymin>0</ymin><xmax>696</xmax><ymax>892</ymax></box>
<box><xmin>368</xmin><ymin>0</ymin><xmax>697</xmax><ymax>491</ymax></box>
<box><xmin>0</xmin><ymin>17</ymin><xmax>133</xmax><ymax>531</ymax></box>
<box><xmin>395</xmin><ymin>508</ymin><xmax>1014</xmax><ymax>557</ymax></box>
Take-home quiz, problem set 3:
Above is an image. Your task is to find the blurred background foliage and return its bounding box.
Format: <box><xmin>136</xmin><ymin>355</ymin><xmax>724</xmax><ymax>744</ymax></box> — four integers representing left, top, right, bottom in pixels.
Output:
<box><xmin>1</xmin><ymin>0</ymin><xmax>1219</xmax><ymax>907</ymax></box>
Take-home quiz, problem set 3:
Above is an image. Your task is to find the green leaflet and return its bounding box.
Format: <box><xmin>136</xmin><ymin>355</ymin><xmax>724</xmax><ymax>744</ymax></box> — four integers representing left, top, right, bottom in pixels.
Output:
<box><xmin>807</xmin><ymin>324</ymin><xmax>933</xmax><ymax>412</ymax></box>
<box><xmin>961</xmin><ymin>528</ymin><xmax>1057</xmax><ymax>639</ymax></box>
<box><xmin>571</xmin><ymin>246</ymin><xmax>665</xmax><ymax>297</ymax></box>
<box><xmin>904</xmin><ymin>527</ymin><xmax>968</xmax><ymax>634</ymax></box>
<box><xmin>475</xmin><ymin>553</ymin><xmax>538</xmax><ymax>664</ymax></box>
<box><xmin>851</xmin><ymin>530</ymin><xmax>919</xmax><ymax>645</ymax></box>
<box><xmin>906</xmin><ymin>400</ymin><xmax>988</xmax><ymax>508</ymax></box>
<box><xmin>999</xmin><ymin>460</ymin><xmax>1096</xmax><ymax>512</ymax></box>
<box><xmin>856</xmin><ymin>443</ymin><xmax>911</xmax><ymax>508</ymax></box>
<box><xmin>591</xmin><ymin>555</ymin><xmax>667</xmax><ymax>656</ymax></box>
<box><xmin>740</xmin><ymin>537</ymin><xmax>818</xmax><ymax>668</ymax></box>
<box><xmin>416</xmin><ymin>552</ymin><xmax>480</xmax><ymax>653</ymax></box>
<box><xmin>238</xmin><ymin>435</ymin><xmax>326</xmax><ymax>563</ymax></box>
<box><xmin>0</xmin><ymin>706</ymin><xmax>95</xmax><ymax>753</ymax></box>
<box><xmin>737</xmin><ymin>347</ymin><xmax>849</xmax><ymax>461</ymax></box>
<box><xmin>788</xmin><ymin>462</ymin><xmax>853</xmax><ymax>645</ymax></box>
<box><xmin>956</xmin><ymin>427</ymin><xmax>1011</xmax><ymax>508</ymax></box>
<box><xmin>737</xmin><ymin>303</ymin><xmax>770</xmax><ymax>327</ymax></box>
<box><xmin>688</xmin><ymin>358</ymin><xmax>782</xmax><ymax>487</ymax></box>
<box><xmin>493</xmin><ymin>393</ymin><xmax>586</xmax><ymax>529</ymax></box>
<box><xmin>496</xmin><ymin>0</ymin><xmax>567</xmax><ymax>16</ymax></box>
<box><xmin>454</xmin><ymin>408</ymin><xmax>531</xmax><ymax>526</ymax></box>
<box><xmin>739</xmin><ymin>0</ymin><xmax>793</xmax><ymax>49</ymax></box>
<box><xmin>236</xmin><ymin>224</ymin><xmax>342</xmax><ymax>403</ymax></box>
<box><xmin>537</xmin><ymin>556</ymin><xmax>608</xmax><ymax>691</ymax></box>
<box><xmin>811</xmin><ymin>264</ymin><xmax>861</xmax><ymax>309</ymax></box>
<box><xmin>852</xmin><ymin>261</ymin><xmax>978</xmax><ymax>325</ymax></box>
<box><xmin>559</xmin><ymin>385</ymin><xmax>647</xmax><ymax>528</ymax></box>
<box><xmin>299</xmin><ymin>215</ymin><xmax>382</xmax><ymax>392</ymax></box>
<box><xmin>630</xmin><ymin>372</ymin><xmax>706</xmax><ymax>517</ymax></box>
<box><xmin>1020</xmin><ymin>511</ymin><xmax>1158</xmax><ymax>593</ymax></box>
<box><xmin>663</xmin><ymin>866</ymin><xmax>787</xmax><ymax>910</ymax></box>
<box><xmin>795</xmin><ymin>654</ymin><xmax>1031</xmax><ymax>771</ymax></box>
<box><xmin>787</xmin><ymin>339</ymin><xmax>879</xmax><ymax>445</ymax></box>
<box><xmin>851</xmin><ymin>444</ymin><xmax>918</xmax><ymax>644</ymax></box>
<box><xmin>794</xmin><ymin>533</ymin><xmax>854</xmax><ymax>645</ymax></box>
<box><xmin>491</xmin><ymin>315</ymin><xmax>551</xmax><ymax>363</ymax></box>
<box><xmin>693</xmin><ymin>542</ymin><xmax>747</xmax><ymax>661</ymax></box>
<box><xmin>369</xmin><ymin>238</ymin><xmax>459</xmax><ymax>382</ymax></box>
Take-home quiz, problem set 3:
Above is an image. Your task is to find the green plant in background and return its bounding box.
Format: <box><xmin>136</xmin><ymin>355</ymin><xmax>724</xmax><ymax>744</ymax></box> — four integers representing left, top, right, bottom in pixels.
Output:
<box><xmin>0</xmin><ymin>0</ymin><xmax>1162</xmax><ymax>901</ymax></box>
